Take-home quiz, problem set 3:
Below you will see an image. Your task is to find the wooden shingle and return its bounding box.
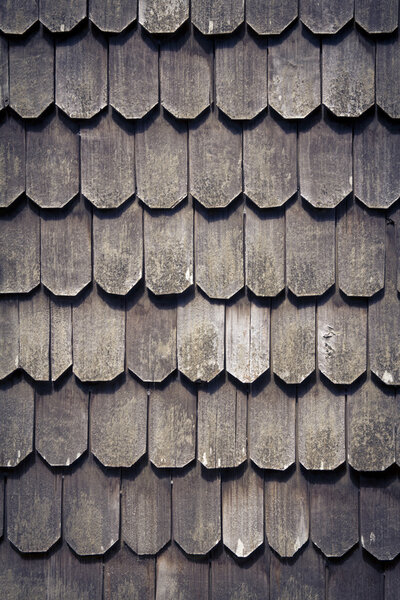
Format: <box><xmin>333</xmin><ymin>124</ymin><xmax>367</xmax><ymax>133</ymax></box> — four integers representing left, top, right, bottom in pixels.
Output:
<box><xmin>327</xmin><ymin>548</ymin><xmax>383</xmax><ymax>600</ymax></box>
<box><xmin>50</xmin><ymin>299</ymin><xmax>72</xmax><ymax>381</ymax></box>
<box><xmin>377</xmin><ymin>32</ymin><xmax>400</xmax><ymax>119</ymax></box>
<box><xmin>0</xmin><ymin>115</ymin><xmax>25</xmax><ymax>209</ymax></box>
<box><xmin>0</xmin><ymin>299</ymin><xmax>19</xmax><ymax>380</ymax></box>
<box><xmin>270</xmin><ymin>545</ymin><xmax>325</xmax><ymax>600</ymax></box>
<box><xmin>139</xmin><ymin>0</ymin><xmax>189</xmax><ymax>34</ymax></box>
<box><xmin>386</xmin><ymin>562</ymin><xmax>400</xmax><ymax>600</ymax></box>
<box><xmin>355</xmin><ymin>0</ymin><xmax>398</xmax><ymax>33</ymax></box>
<box><xmin>0</xmin><ymin>542</ymin><xmax>48</xmax><ymax>598</ymax></box>
<box><xmin>48</xmin><ymin>543</ymin><xmax>103</xmax><ymax>600</ymax></box>
<box><xmin>246</xmin><ymin>0</ymin><xmax>297</xmax><ymax>35</ymax></box>
<box><xmin>40</xmin><ymin>0</ymin><xmax>86</xmax><ymax>32</ymax></box>
<box><xmin>0</xmin><ymin>34</ymin><xmax>7</xmax><ymax>111</ymax></box>
<box><xmin>104</xmin><ymin>546</ymin><xmax>155</xmax><ymax>600</ymax></box>
<box><xmin>19</xmin><ymin>288</ymin><xmax>50</xmax><ymax>381</ymax></box>
<box><xmin>0</xmin><ymin>0</ymin><xmax>38</xmax><ymax>34</ymax></box>
<box><xmin>191</xmin><ymin>0</ymin><xmax>244</xmax><ymax>35</ymax></box>
<box><xmin>0</xmin><ymin>378</ymin><xmax>34</xmax><ymax>468</ymax></box>
<box><xmin>89</xmin><ymin>0</ymin><xmax>137</xmax><ymax>32</ymax></box>
<box><xmin>300</xmin><ymin>0</ymin><xmax>353</xmax><ymax>34</ymax></box>
<box><xmin>211</xmin><ymin>548</ymin><xmax>270</xmax><ymax>599</ymax></box>
<box><xmin>156</xmin><ymin>544</ymin><xmax>208</xmax><ymax>600</ymax></box>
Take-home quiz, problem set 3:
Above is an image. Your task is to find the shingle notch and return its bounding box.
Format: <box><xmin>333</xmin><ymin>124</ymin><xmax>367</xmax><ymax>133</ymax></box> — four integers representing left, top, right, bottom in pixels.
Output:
<box><xmin>40</xmin><ymin>0</ymin><xmax>86</xmax><ymax>33</ymax></box>
<box><xmin>192</xmin><ymin>0</ymin><xmax>244</xmax><ymax>35</ymax></box>
<box><xmin>301</xmin><ymin>0</ymin><xmax>353</xmax><ymax>35</ymax></box>
<box><xmin>246</xmin><ymin>0</ymin><xmax>297</xmax><ymax>35</ymax></box>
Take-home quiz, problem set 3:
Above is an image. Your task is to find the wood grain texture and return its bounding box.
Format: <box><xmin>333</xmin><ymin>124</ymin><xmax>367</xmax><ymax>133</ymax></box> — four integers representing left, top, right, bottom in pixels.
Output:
<box><xmin>89</xmin><ymin>0</ymin><xmax>137</xmax><ymax>32</ymax></box>
<box><xmin>271</xmin><ymin>295</ymin><xmax>315</xmax><ymax>384</ymax></box>
<box><xmin>385</xmin><ymin>561</ymin><xmax>400</xmax><ymax>600</ymax></box>
<box><xmin>149</xmin><ymin>379</ymin><xmax>196</xmax><ymax>468</ymax></box>
<box><xmin>73</xmin><ymin>287</ymin><xmax>125</xmax><ymax>382</ymax></box>
<box><xmin>0</xmin><ymin>299</ymin><xmax>19</xmax><ymax>380</ymax></box>
<box><xmin>173</xmin><ymin>462</ymin><xmax>221</xmax><ymax>555</ymax></box>
<box><xmin>286</xmin><ymin>199</ymin><xmax>335</xmax><ymax>296</ymax></box>
<box><xmin>246</xmin><ymin>0</ymin><xmax>297</xmax><ymax>34</ymax></box>
<box><xmin>189</xmin><ymin>110</ymin><xmax>242</xmax><ymax>208</ymax></box>
<box><xmin>327</xmin><ymin>548</ymin><xmax>383</xmax><ymax>600</ymax></box>
<box><xmin>104</xmin><ymin>545</ymin><xmax>155</xmax><ymax>600</ymax></box>
<box><xmin>156</xmin><ymin>543</ymin><xmax>208</xmax><ymax>600</ymax></box>
<box><xmin>19</xmin><ymin>288</ymin><xmax>50</xmax><ymax>381</ymax></box>
<box><xmin>0</xmin><ymin>115</ymin><xmax>25</xmax><ymax>208</ymax></box>
<box><xmin>36</xmin><ymin>376</ymin><xmax>88</xmax><ymax>467</ymax></box>
<box><xmin>161</xmin><ymin>29</ymin><xmax>212</xmax><ymax>119</ymax></box>
<box><xmin>56</xmin><ymin>27</ymin><xmax>107</xmax><ymax>119</ymax></box>
<box><xmin>93</xmin><ymin>200</ymin><xmax>142</xmax><ymax>294</ymax></box>
<box><xmin>139</xmin><ymin>0</ymin><xmax>189</xmax><ymax>33</ymax></box>
<box><xmin>122</xmin><ymin>460</ymin><xmax>171</xmax><ymax>555</ymax></box>
<box><xmin>7</xmin><ymin>456</ymin><xmax>61</xmax><ymax>553</ymax></box>
<box><xmin>211</xmin><ymin>548</ymin><xmax>270</xmax><ymax>599</ymax></box>
<box><xmin>177</xmin><ymin>291</ymin><xmax>224</xmax><ymax>383</ymax></box>
<box><xmin>300</xmin><ymin>0</ymin><xmax>353</xmax><ymax>34</ymax></box>
<box><xmin>377</xmin><ymin>32</ymin><xmax>400</xmax><ymax>119</ymax></box>
<box><xmin>222</xmin><ymin>462</ymin><xmax>264</xmax><ymax>557</ymax></box>
<box><xmin>0</xmin><ymin>34</ymin><xmax>7</xmax><ymax>110</ymax></box>
<box><xmin>268</xmin><ymin>23</ymin><xmax>320</xmax><ymax>119</ymax></box>
<box><xmin>198</xmin><ymin>379</ymin><xmax>247</xmax><ymax>469</ymax></box>
<box><xmin>109</xmin><ymin>25</ymin><xmax>158</xmax><ymax>119</ymax></box>
<box><xmin>50</xmin><ymin>299</ymin><xmax>72</xmax><ymax>381</ymax></box>
<box><xmin>0</xmin><ymin>477</ymin><xmax>3</xmax><ymax>538</ymax></box>
<box><xmin>64</xmin><ymin>455</ymin><xmax>120</xmax><ymax>555</ymax></box>
<box><xmin>191</xmin><ymin>0</ymin><xmax>244</xmax><ymax>34</ymax></box>
<box><xmin>0</xmin><ymin>541</ymin><xmax>48</xmax><ymax>599</ymax></box>
<box><xmin>270</xmin><ymin>544</ymin><xmax>325</xmax><ymax>600</ymax></box>
<box><xmin>40</xmin><ymin>0</ymin><xmax>86</xmax><ymax>32</ymax></box>
<box><xmin>355</xmin><ymin>0</ymin><xmax>397</xmax><ymax>33</ymax></box>
<box><xmin>322</xmin><ymin>28</ymin><xmax>375</xmax><ymax>117</ymax></box>
<box><xmin>215</xmin><ymin>28</ymin><xmax>268</xmax><ymax>120</ymax></box>
<box><xmin>195</xmin><ymin>201</ymin><xmax>244</xmax><ymax>299</ymax></box>
<box><xmin>0</xmin><ymin>378</ymin><xmax>34</xmax><ymax>467</ymax></box>
<box><xmin>0</xmin><ymin>0</ymin><xmax>38</xmax><ymax>34</ymax></box>
<box><xmin>48</xmin><ymin>543</ymin><xmax>103</xmax><ymax>600</ymax></box>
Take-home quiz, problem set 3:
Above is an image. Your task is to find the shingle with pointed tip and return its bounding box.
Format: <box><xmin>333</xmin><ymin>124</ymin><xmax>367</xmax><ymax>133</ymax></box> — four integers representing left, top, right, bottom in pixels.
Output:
<box><xmin>0</xmin><ymin>0</ymin><xmax>38</xmax><ymax>34</ymax></box>
<box><xmin>40</xmin><ymin>0</ymin><xmax>86</xmax><ymax>32</ymax></box>
<box><xmin>7</xmin><ymin>456</ymin><xmax>61</xmax><ymax>553</ymax></box>
<box><xmin>270</xmin><ymin>545</ymin><xmax>325</xmax><ymax>599</ymax></box>
<box><xmin>156</xmin><ymin>543</ymin><xmax>208</xmax><ymax>600</ymax></box>
<box><xmin>72</xmin><ymin>287</ymin><xmax>125</xmax><ymax>382</ymax></box>
<box><xmin>268</xmin><ymin>24</ymin><xmax>320</xmax><ymax>120</ymax></box>
<box><xmin>161</xmin><ymin>29</ymin><xmax>212</xmax><ymax>120</ymax></box>
<box><xmin>127</xmin><ymin>288</ymin><xmax>177</xmax><ymax>383</ymax></box>
<box><xmin>149</xmin><ymin>380</ymin><xmax>196</xmax><ymax>468</ymax></box>
<box><xmin>337</xmin><ymin>198</ymin><xmax>385</xmax><ymax>297</ymax></box>
<box><xmin>189</xmin><ymin>110</ymin><xmax>242</xmax><ymax>209</ymax></box>
<box><xmin>64</xmin><ymin>455</ymin><xmax>120</xmax><ymax>556</ymax></box>
<box><xmin>322</xmin><ymin>28</ymin><xmax>375</xmax><ymax>118</ymax></box>
<box><xmin>386</xmin><ymin>561</ymin><xmax>400</xmax><ymax>600</ymax></box>
<box><xmin>215</xmin><ymin>28</ymin><xmax>267</xmax><ymax>120</ymax></box>
<box><xmin>89</xmin><ymin>0</ymin><xmax>137</xmax><ymax>32</ymax></box>
<box><xmin>197</xmin><ymin>379</ymin><xmax>247</xmax><ymax>469</ymax></box>
<box><xmin>0</xmin><ymin>299</ymin><xmax>18</xmax><ymax>380</ymax></box>
<box><xmin>0</xmin><ymin>542</ymin><xmax>48</xmax><ymax>598</ymax></box>
<box><xmin>246</xmin><ymin>0</ymin><xmax>297</xmax><ymax>35</ymax></box>
<box><xmin>136</xmin><ymin>111</ymin><xmax>187</xmax><ymax>209</ymax></box>
<box><xmin>122</xmin><ymin>461</ymin><xmax>171</xmax><ymax>555</ymax></box>
<box><xmin>348</xmin><ymin>379</ymin><xmax>398</xmax><ymax>471</ymax></box>
<box><xmin>41</xmin><ymin>199</ymin><xmax>91</xmax><ymax>296</ymax></box>
<box><xmin>0</xmin><ymin>35</ymin><xmax>7</xmax><ymax>111</ymax></box>
<box><xmin>139</xmin><ymin>0</ymin><xmax>189</xmax><ymax>33</ymax></box>
<box><xmin>195</xmin><ymin>202</ymin><xmax>244</xmax><ymax>299</ymax></box>
<box><xmin>93</xmin><ymin>201</ymin><xmax>142</xmax><ymax>295</ymax></box>
<box><xmin>109</xmin><ymin>26</ymin><xmax>158</xmax><ymax>120</ymax></box>
<box><xmin>0</xmin><ymin>378</ymin><xmax>34</xmax><ymax>468</ymax></box>
<box><xmin>48</xmin><ymin>543</ymin><xmax>103</xmax><ymax>600</ymax></box>
<box><xmin>19</xmin><ymin>288</ymin><xmax>50</xmax><ymax>381</ymax></box>
<box><xmin>177</xmin><ymin>291</ymin><xmax>224</xmax><ymax>383</ymax></box>
<box><xmin>91</xmin><ymin>377</ymin><xmax>147</xmax><ymax>468</ymax></box>
<box><xmin>299</xmin><ymin>112</ymin><xmax>352</xmax><ymax>208</ymax></box>
<box><xmin>36</xmin><ymin>377</ymin><xmax>88</xmax><ymax>467</ymax></box>
<box><xmin>144</xmin><ymin>201</ymin><xmax>193</xmax><ymax>295</ymax></box>
<box><xmin>377</xmin><ymin>32</ymin><xmax>400</xmax><ymax>119</ymax></box>
<box><xmin>300</xmin><ymin>0</ymin><xmax>353</xmax><ymax>34</ymax></box>
<box><xmin>50</xmin><ymin>299</ymin><xmax>72</xmax><ymax>381</ymax></box>
<box><xmin>265</xmin><ymin>469</ymin><xmax>309</xmax><ymax>558</ymax></box>
<box><xmin>222</xmin><ymin>462</ymin><xmax>264</xmax><ymax>558</ymax></box>
<box><xmin>173</xmin><ymin>462</ymin><xmax>221</xmax><ymax>555</ymax></box>
<box><xmin>0</xmin><ymin>114</ymin><xmax>26</xmax><ymax>207</ymax></box>
<box><xmin>192</xmin><ymin>0</ymin><xmax>244</xmax><ymax>34</ymax></box>
<box><xmin>271</xmin><ymin>296</ymin><xmax>315</xmax><ymax>385</ymax></box>
<box><xmin>249</xmin><ymin>378</ymin><xmax>295</xmax><ymax>470</ymax></box>
<box><xmin>298</xmin><ymin>380</ymin><xmax>345</xmax><ymax>471</ymax></box>
<box><xmin>104</xmin><ymin>545</ymin><xmax>155</xmax><ymax>600</ymax></box>
<box><xmin>56</xmin><ymin>27</ymin><xmax>107</xmax><ymax>119</ymax></box>
<box><xmin>355</xmin><ymin>0</ymin><xmax>398</xmax><ymax>33</ymax></box>
<box><xmin>360</xmin><ymin>475</ymin><xmax>400</xmax><ymax>561</ymax></box>
<box><xmin>310</xmin><ymin>469</ymin><xmax>358</xmax><ymax>558</ymax></box>
<box><xmin>286</xmin><ymin>200</ymin><xmax>335</xmax><ymax>297</ymax></box>
<box><xmin>327</xmin><ymin>548</ymin><xmax>383</xmax><ymax>600</ymax></box>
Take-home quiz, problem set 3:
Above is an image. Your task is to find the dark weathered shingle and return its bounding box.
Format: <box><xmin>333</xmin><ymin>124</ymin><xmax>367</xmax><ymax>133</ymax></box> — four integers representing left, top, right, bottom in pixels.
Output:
<box><xmin>300</xmin><ymin>0</ymin><xmax>353</xmax><ymax>34</ymax></box>
<box><xmin>156</xmin><ymin>543</ymin><xmax>208</xmax><ymax>600</ymax></box>
<box><xmin>19</xmin><ymin>288</ymin><xmax>50</xmax><ymax>381</ymax></box>
<box><xmin>0</xmin><ymin>0</ymin><xmax>38</xmax><ymax>34</ymax></box>
<box><xmin>89</xmin><ymin>0</ymin><xmax>137</xmax><ymax>33</ymax></box>
<box><xmin>327</xmin><ymin>548</ymin><xmax>383</xmax><ymax>600</ymax></box>
<box><xmin>39</xmin><ymin>0</ymin><xmax>86</xmax><ymax>32</ymax></box>
<box><xmin>139</xmin><ymin>0</ymin><xmax>189</xmax><ymax>33</ymax></box>
<box><xmin>50</xmin><ymin>299</ymin><xmax>72</xmax><ymax>381</ymax></box>
<box><xmin>104</xmin><ymin>545</ymin><xmax>155</xmax><ymax>600</ymax></box>
<box><xmin>0</xmin><ymin>377</ymin><xmax>34</xmax><ymax>467</ymax></box>
<box><xmin>48</xmin><ymin>543</ymin><xmax>103</xmax><ymax>600</ymax></box>
<box><xmin>191</xmin><ymin>0</ymin><xmax>244</xmax><ymax>34</ymax></box>
<box><xmin>377</xmin><ymin>32</ymin><xmax>400</xmax><ymax>119</ymax></box>
<box><xmin>0</xmin><ymin>115</ymin><xmax>25</xmax><ymax>208</ymax></box>
<box><xmin>270</xmin><ymin>544</ymin><xmax>325</xmax><ymax>600</ymax></box>
<box><xmin>246</xmin><ymin>0</ymin><xmax>297</xmax><ymax>35</ymax></box>
<box><xmin>355</xmin><ymin>0</ymin><xmax>398</xmax><ymax>33</ymax></box>
<box><xmin>0</xmin><ymin>299</ymin><xmax>19</xmax><ymax>380</ymax></box>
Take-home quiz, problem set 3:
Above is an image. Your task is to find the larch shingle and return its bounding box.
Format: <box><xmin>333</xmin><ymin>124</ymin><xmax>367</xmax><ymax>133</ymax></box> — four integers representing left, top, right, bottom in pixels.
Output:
<box><xmin>48</xmin><ymin>543</ymin><xmax>103</xmax><ymax>600</ymax></box>
<box><xmin>377</xmin><ymin>32</ymin><xmax>400</xmax><ymax>119</ymax></box>
<box><xmin>246</xmin><ymin>0</ymin><xmax>297</xmax><ymax>35</ymax></box>
<box><xmin>19</xmin><ymin>288</ymin><xmax>50</xmax><ymax>381</ymax></box>
<box><xmin>156</xmin><ymin>543</ymin><xmax>208</xmax><ymax>600</ymax></box>
<box><xmin>0</xmin><ymin>115</ymin><xmax>25</xmax><ymax>209</ymax></box>
<box><xmin>139</xmin><ymin>0</ymin><xmax>189</xmax><ymax>33</ymax></box>
<box><xmin>0</xmin><ymin>37</ymin><xmax>9</xmax><ymax>112</ymax></box>
<box><xmin>211</xmin><ymin>548</ymin><xmax>270</xmax><ymax>600</ymax></box>
<box><xmin>270</xmin><ymin>544</ymin><xmax>325</xmax><ymax>600</ymax></box>
<box><xmin>0</xmin><ymin>542</ymin><xmax>48</xmax><ymax>599</ymax></box>
<box><xmin>385</xmin><ymin>562</ymin><xmax>400</xmax><ymax>600</ymax></box>
<box><xmin>191</xmin><ymin>0</ymin><xmax>244</xmax><ymax>34</ymax></box>
<box><xmin>355</xmin><ymin>0</ymin><xmax>398</xmax><ymax>33</ymax></box>
<box><xmin>0</xmin><ymin>299</ymin><xmax>19</xmax><ymax>380</ymax></box>
<box><xmin>0</xmin><ymin>0</ymin><xmax>38</xmax><ymax>34</ymax></box>
<box><xmin>300</xmin><ymin>0</ymin><xmax>353</xmax><ymax>34</ymax></box>
<box><xmin>39</xmin><ymin>0</ymin><xmax>86</xmax><ymax>32</ymax></box>
<box><xmin>104</xmin><ymin>545</ymin><xmax>155</xmax><ymax>600</ymax></box>
<box><xmin>50</xmin><ymin>299</ymin><xmax>72</xmax><ymax>381</ymax></box>
<box><xmin>0</xmin><ymin>378</ymin><xmax>34</xmax><ymax>468</ymax></box>
<box><xmin>89</xmin><ymin>0</ymin><xmax>137</xmax><ymax>32</ymax></box>
<box><xmin>327</xmin><ymin>548</ymin><xmax>383</xmax><ymax>600</ymax></box>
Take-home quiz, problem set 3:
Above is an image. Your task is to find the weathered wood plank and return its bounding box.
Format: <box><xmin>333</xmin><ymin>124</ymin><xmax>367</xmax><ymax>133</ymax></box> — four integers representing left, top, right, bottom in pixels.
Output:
<box><xmin>19</xmin><ymin>288</ymin><xmax>50</xmax><ymax>381</ymax></box>
<box><xmin>56</xmin><ymin>27</ymin><xmax>107</xmax><ymax>119</ymax></box>
<box><xmin>377</xmin><ymin>32</ymin><xmax>400</xmax><ymax>119</ymax></box>
<box><xmin>271</xmin><ymin>295</ymin><xmax>315</xmax><ymax>384</ymax></box>
<box><xmin>386</xmin><ymin>561</ymin><xmax>400</xmax><ymax>600</ymax></box>
<box><xmin>139</xmin><ymin>0</ymin><xmax>189</xmax><ymax>33</ymax></box>
<box><xmin>7</xmin><ymin>456</ymin><xmax>61</xmax><ymax>553</ymax></box>
<box><xmin>0</xmin><ymin>477</ymin><xmax>3</xmax><ymax>537</ymax></box>
<box><xmin>0</xmin><ymin>299</ymin><xmax>19</xmax><ymax>380</ymax></box>
<box><xmin>177</xmin><ymin>291</ymin><xmax>224</xmax><ymax>382</ymax></box>
<box><xmin>40</xmin><ymin>0</ymin><xmax>86</xmax><ymax>32</ymax></box>
<box><xmin>93</xmin><ymin>200</ymin><xmax>142</xmax><ymax>294</ymax></box>
<box><xmin>270</xmin><ymin>545</ymin><xmax>324</xmax><ymax>600</ymax></box>
<box><xmin>48</xmin><ymin>543</ymin><xmax>103</xmax><ymax>600</ymax></box>
<box><xmin>215</xmin><ymin>28</ymin><xmax>268</xmax><ymax>120</ymax></box>
<box><xmin>247</xmin><ymin>0</ymin><xmax>297</xmax><ymax>34</ymax></box>
<box><xmin>91</xmin><ymin>377</ymin><xmax>147</xmax><ymax>468</ymax></box>
<box><xmin>0</xmin><ymin>541</ymin><xmax>48</xmax><ymax>599</ymax></box>
<box><xmin>36</xmin><ymin>376</ymin><xmax>88</xmax><ymax>467</ymax></box>
<box><xmin>161</xmin><ymin>29</ymin><xmax>212</xmax><ymax>119</ymax></box>
<box><xmin>355</xmin><ymin>0</ymin><xmax>398</xmax><ymax>33</ymax></box>
<box><xmin>89</xmin><ymin>0</ymin><xmax>137</xmax><ymax>32</ymax></box>
<box><xmin>50</xmin><ymin>299</ymin><xmax>72</xmax><ymax>381</ymax></box>
<box><xmin>322</xmin><ymin>28</ymin><xmax>375</xmax><ymax>117</ymax></box>
<box><xmin>105</xmin><ymin>545</ymin><xmax>155</xmax><ymax>600</ymax></box>
<box><xmin>192</xmin><ymin>0</ymin><xmax>244</xmax><ymax>34</ymax></box>
<box><xmin>195</xmin><ymin>201</ymin><xmax>244</xmax><ymax>299</ymax></box>
<box><xmin>173</xmin><ymin>462</ymin><xmax>221</xmax><ymax>555</ymax></box>
<box><xmin>300</xmin><ymin>0</ymin><xmax>353</xmax><ymax>34</ymax></box>
<box><xmin>0</xmin><ymin>34</ymin><xmax>7</xmax><ymax>110</ymax></box>
<box><xmin>0</xmin><ymin>115</ymin><xmax>25</xmax><ymax>209</ymax></box>
<box><xmin>64</xmin><ymin>454</ymin><xmax>120</xmax><ymax>555</ymax></box>
<box><xmin>73</xmin><ymin>286</ymin><xmax>125</xmax><ymax>382</ymax></box>
<box><xmin>156</xmin><ymin>543</ymin><xmax>208</xmax><ymax>600</ymax></box>
<box><xmin>211</xmin><ymin>548</ymin><xmax>270</xmax><ymax>599</ymax></box>
<box><xmin>109</xmin><ymin>25</ymin><xmax>158</xmax><ymax>120</ymax></box>
<box><xmin>222</xmin><ymin>462</ymin><xmax>264</xmax><ymax>557</ymax></box>
<box><xmin>0</xmin><ymin>0</ymin><xmax>38</xmax><ymax>34</ymax></box>
<box><xmin>286</xmin><ymin>199</ymin><xmax>335</xmax><ymax>296</ymax></box>
<box><xmin>122</xmin><ymin>460</ymin><xmax>171</xmax><ymax>555</ymax></box>
<box><xmin>189</xmin><ymin>110</ymin><xmax>242</xmax><ymax>209</ymax></box>
<box><xmin>0</xmin><ymin>378</ymin><xmax>34</xmax><ymax>467</ymax></box>
<box><xmin>327</xmin><ymin>547</ymin><xmax>383</xmax><ymax>600</ymax></box>
<box><xmin>198</xmin><ymin>378</ymin><xmax>247</xmax><ymax>469</ymax></box>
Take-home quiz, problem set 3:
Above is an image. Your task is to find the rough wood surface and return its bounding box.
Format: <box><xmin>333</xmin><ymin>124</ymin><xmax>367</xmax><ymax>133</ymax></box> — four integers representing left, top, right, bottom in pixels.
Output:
<box><xmin>19</xmin><ymin>288</ymin><xmax>50</xmax><ymax>381</ymax></box>
<box><xmin>149</xmin><ymin>379</ymin><xmax>196</xmax><ymax>468</ymax></box>
<box><xmin>246</xmin><ymin>0</ymin><xmax>297</xmax><ymax>34</ymax></box>
<box><xmin>156</xmin><ymin>543</ymin><xmax>208</xmax><ymax>600</ymax></box>
<box><xmin>0</xmin><ymin>542</ymin><xmax>48</xmax><ymax>599</ymax></box>
<box><xmin>270</xmin><ymin>544</ymin><xmax>325</xmax><ymax>600</ymax></box>
<box><xmin>215</xmin><ymin>29</ymin><xmax>268</xmax><ymax>120</ymax></box>
<box><xmin>385</xmin><ymin>562</ymin><xmax>400</xmax><ymax>600</ymax></box>
<box><xmin>322</xmin><ymin>28</ymin><xmax>375</xmax><ymax>117</ymax></box>
<box><xmin>7</xmin><ymin>456</ymin><xmax>61</xmax><ymax>553</ymax></box>
<box><xmin>301</xmin><ymin>0</ymin><xmax>353</xmax><ymax>34</ymax></box>
<box><xmin>198</xmin><ymin>378</ymin><xmax>247</xmax><ymax>469</ymax></box>
<box><xmin>0</xmin><ymin>115</ymin><xmax>25</xmax><ymax>208</ymax></box>
<box><xmin>161</xmin><ymin>29</ymin><xmax>212</xmax><ymax>119</ymax></box>
<box><xmin>327</xmin><ymin>548</ymin><xmax>383</xmax><ymax>600</ymax></box>
<box><xmin>0</xmin><ymin>34</ymin><xmax>7</xmax><ymax>110</ymax></box>
<box><xmin>0</xmin><ymin>299</ymin><xmax>19</xmax><ymax>380</ymax></box>
<box><xmin>122</xmin><ymin>461</ymin><xmax>171</xmax><ymax>555</ymax></box>
<box><xmin>355</xmin><ymin>0</ymin><xmax>397</xmax><ymax>33</ymax></box>
<box><xmin>0</xmin><ymin>378</ymin><xmax>34</xmax><ymax>467</ymax></box>
<box><xmin>377</xmin><ymin>32</ymin><xmax>400</xmax><ymax>119</ymax></box>
<box><xmin>0</xmin><ymin>477</ymin><xmax>3</xmax><ymax>537</ymax></box>
<box><xmin>93</xmin><ymin>200</ymin><xmax>142</xmax><ymax>294</ymax></box>
<box><xmin>104</xmin><ymin>545</ymin><xmax>155</xmax><ymax>600</ymax></box>
<box><xmin>189</xmin><ymin>110</ymin><xmax>242</xmax><ymax>208</ymax></box>
<box><xmin>40</xmin><ymin>0</ymin><xmax>86</xmax><ymax>32</ymax></box>
<box><xmin>211</xmin><ymin>548</ymin><xmax>270</xmax><ymax>599</ymax></box>
<box><xmin>173</xmin><ymin>462</ymin><xmax>221</xmax><ymax>555</ymax></box>
<box><xmin>0</xmin><ymin>0</ymin><xmax>37</xmax><ymax>34</ymax></box>
<box><xmin>50</xmin><ymin>299</ymin><xmax>72</xmax><ymax>381</ymax></box>
<box><xmin>139</xmin><ymin>0</ymin><xmax>189</xmax><ymax>33</ymax></box>
<box><xmin>48</xmin><ymin>543</ymin><xmax>103</xmax><ymax>600</ymax></box>
<box><xmin>56</xmin><ymin>28</ymin><xmax>107</xmax><ymax>119</ymax></box>
<box><xmin>89</xmin><ymin>0</ymin><xmax>137</xmax><ymax>32</ymax></box>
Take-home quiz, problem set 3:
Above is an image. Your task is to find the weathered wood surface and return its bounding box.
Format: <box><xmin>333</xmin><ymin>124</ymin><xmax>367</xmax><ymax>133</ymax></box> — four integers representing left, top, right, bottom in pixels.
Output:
<box><xmin>156</xmin><ymin>543</ymin><xmax>208</xmax><ymax>600</ymax></box>
<box><xmin>149</xmin><ymin>380</ymin><xmax>196</xmax><ymax>468</ymax></box>
<box><xmin>198</xmin><ymin>378</ymin><xmax>247</xmax><ymax>469</ymax></box>
<box><xmin>7</xmin><ymin>456</ymin><xmax>61</xmax><ymax>553</ymax></box>
<box><xmin>48</xmin><ymin>543</ymin><xmax>103</xmax><ymax>600</ymax></box>
<box><xmin>355</xmin><ymin>0</ymin><xmax>398</xmax><ymax>33</ymax></box>
<box><xmin>40</xmin><ymin>0</ymin><xmax>86</xmax><ymax>32</ymax></box>
<box><xmin>104</xmin><ymin>545</ymin><xmax>155</xmax><ymax>600</ymax></box>
<box><xmin>377</xmin><ymin>32</ymin><xmax>400</xmax><ymax>119</ymax></box>
<box><xmin>0</xmin><ymin>477</ymin><xmax>3</xmax><ymax>537</ymax></box>
<box><xmin>93</xmin><ymin>200</ymin><xmax>142</xmax><ymax>294</ymax></box>
<box><xmin>139</xmin><ymin>0</ymin><xmax>189</xmax><ymax>33</ymax></box>
<box><xmin>19</xmin><ymin>288</ymin><xmax>50</xmax><ymax>381</ymax></box>
<box><xmin>0</xmin><ymin>542</ymin><xmax>48</xmax><ymax>599</ymax></box>
<box><xmin>89</xmin><ymin>0</ymin><xmax>137</xmax><ymax>32</ymax></box>
<box><xmin>0</xmin><ymin>299</ymin><xmax>19</xmax><ymax>380</ymax></box>
<box><xmin>270</xmin><ymin>544</ymin><xmax>325</xmax><ymax>600</ymax></box>
<box><xmin>0</xmin><ymin>35</ymin><xmax>7</xmax><ymax>111</ymax></box>
<box><xmin>386</xmin><ymin>562</ymin><xmax>400</xmax><ymax>600</ymax></box>
<box><xmin>122</xmin><ymin>461</ymin><xmax>171</xmax><ymax>555</ymax></box>
<box><xmin>211</xmin><ymin>548</ymin><xmax>270</xmax><ymax>600</ymax></box>
<box><xmin>301</xmin><ymin>0</ymin><xmax>353</xmax><ymax>34</ymax></box>
<box><xmin>0</xmin><ymin>116</ymin><xmax>25</xmax><ymax>208</ymax></box>
<box><xmin>50</xmin><ymin>299</ymin><xmax>72</xmax><ymax>381</ymax></box>
<box><xmin>327</xmin><ymin>548</ymin><xmax>383</xmax><ymax>600</ymax></box>
<box><xmin>0</xmin><ymin>0</ymin><xmax>37</xmax><ymax>34</ymax></box>
<box><xmin>161</xmin><ymin>29</ymin><xmax>212</xmax><ymax>119</ymax></box>
<box><xmin>215</xmin><ymin>29</ymin><xmax>268</xmax><ymax>120</ymax></box>
<box><xmin>246</xmin><ymin>0</ymin><xmax>297</xmax><ymax>34</ymax></box>
<box><xmin>91</xmin><ymin>377</ymin><xmax>147</xmax><ymax>468</ymax></box>
<box><xmin>191</xmin><ymin>0</ymin><xmax>244</xmax><ymax>34</ymax></box>
<box><xmin>189</xmin><ymin>110</ymin><xmax>242</xmax><ymax>208</ymax></box>
<box><xmin>0</xmin><ymin>378</ymin><xmax>34</xmax><ymax>467</ymax></box>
